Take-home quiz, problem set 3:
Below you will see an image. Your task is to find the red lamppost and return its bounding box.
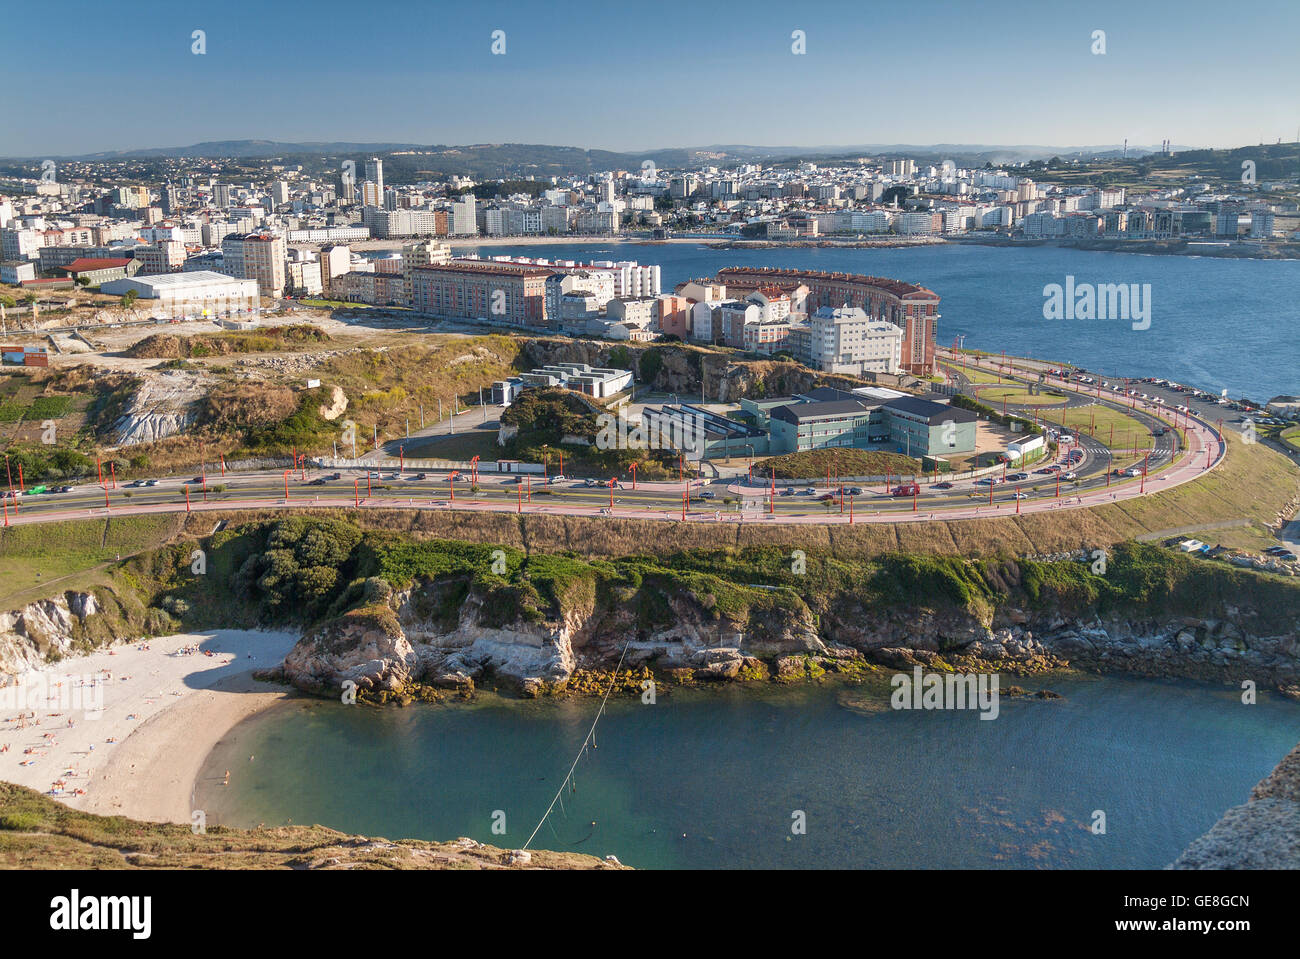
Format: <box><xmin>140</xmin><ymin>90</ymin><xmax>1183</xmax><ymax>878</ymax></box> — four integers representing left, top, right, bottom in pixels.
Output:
<box><xmin>354</xmin><ymin>478</ymin><xmax>360</xmax><ymax>508</ymax></box>
<box><xmin>283</xmin><ymin>470</ymin><xmax>290</xmax><ymax>501</ymax></box>
<box><xmin>609</xmin><ymin>477</ymin><xmax>615</xmax><ymax>509</ymax></box>
<box><xmin>448</xmin><ymin>471</ymin><xmax>459</xmax><ymax>501</ymax></box>
<box><xmin>399</xmin><ymin>444</ymin><xmax>404</xmax><ymax>474</ymax></box>
<box><xmin>630</xmin><ymin>462</ymin><xmax>638</xmax><ymax>490</ymax></box>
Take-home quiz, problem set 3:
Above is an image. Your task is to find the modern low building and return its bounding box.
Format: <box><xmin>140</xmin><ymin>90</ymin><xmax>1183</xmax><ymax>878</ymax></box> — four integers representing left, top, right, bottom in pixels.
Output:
<box><xmin>100</xmin><ymin>270</ymin><xmax>260</xmax><ymax>315</ymax></box>
<box><xmin>517</xmin><ymin>363</ymin><xmax>632</xmax><ymax>398</ymax></box>
<box><xmin>762</xmin><ymin>390</ymin><xmax>977</xmax><ymax>456</ymax></box>
<box><xmin>881</xmin><ymin>396</ymin><xmax>978</xmax><ymax>456</ymax></box>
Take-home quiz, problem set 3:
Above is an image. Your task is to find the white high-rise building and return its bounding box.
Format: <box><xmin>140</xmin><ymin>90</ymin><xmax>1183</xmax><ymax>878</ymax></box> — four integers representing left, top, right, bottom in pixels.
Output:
<box><xmin>451</xmin><ymin>194</ymin><xmax>477</xmax><ymax>235</ymax></box>
<box><xmin>808</xmin><ymin>306</ymin><xmax>903</xmax><ymax>376</ymax></box>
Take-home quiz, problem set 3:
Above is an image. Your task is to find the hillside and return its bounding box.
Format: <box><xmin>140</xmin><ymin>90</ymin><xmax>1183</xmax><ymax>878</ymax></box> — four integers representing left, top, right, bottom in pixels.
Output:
<box><xmin>0</xmin><ymin>783</ymin><xmax>618</xmax><ymax>870</ymax></box>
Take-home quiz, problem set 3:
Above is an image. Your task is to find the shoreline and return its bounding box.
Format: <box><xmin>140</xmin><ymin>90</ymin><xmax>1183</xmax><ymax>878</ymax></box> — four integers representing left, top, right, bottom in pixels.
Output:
<box><xmin>0</xmin><ymin>629</ymin><xmax>298</xmax><ymax>825</ymax></box>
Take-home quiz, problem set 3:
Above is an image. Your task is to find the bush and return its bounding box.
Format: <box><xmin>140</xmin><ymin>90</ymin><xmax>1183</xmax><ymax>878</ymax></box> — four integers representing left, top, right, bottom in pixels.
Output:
<box><xmin>0</xmin><ymin>812</ymin><xmax>43</xmax><ymax>831</ymax></box>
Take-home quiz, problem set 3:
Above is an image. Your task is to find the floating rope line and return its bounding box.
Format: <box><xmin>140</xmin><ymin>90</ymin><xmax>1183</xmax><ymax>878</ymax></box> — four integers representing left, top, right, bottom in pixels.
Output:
<box><xmin>523</xmin><ymin>638</ymin><xmax>632</xmax><ymax>851</ymax></box>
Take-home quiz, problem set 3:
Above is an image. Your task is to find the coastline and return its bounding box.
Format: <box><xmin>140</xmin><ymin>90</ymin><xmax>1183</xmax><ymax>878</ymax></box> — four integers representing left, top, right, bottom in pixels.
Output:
<box><xmin>0</xmin><ymin>629</ymin><xmax>299</xmax><ymax>825</ymax></box>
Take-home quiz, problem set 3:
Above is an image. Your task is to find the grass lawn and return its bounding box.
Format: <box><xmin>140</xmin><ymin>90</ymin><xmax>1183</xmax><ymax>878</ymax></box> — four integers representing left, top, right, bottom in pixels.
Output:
<box><xmin>756</xmin><ymin>447</ymin><xmax>922</xmax><ymax>480</ymax></box>
<box><xmin>941</xmin><ymin>362</ymin><xmax>1007</xmax><ymax>385</ymax></box>
<box><xmin>0</xmin><ymin>514</ymin><xmax>184</xmax><ymax>608</ymax></box>
<box><xmin>976</xmin><ymin>385</ymin><xmax>1064</xmax><ymax>408</ymax></box>
<box><xmin>1281</xmin><ymin>425</ymin><xmax>1300</xmax><ymax>453</ymax></box>
<box><xmin>1057</xmin><ymin>404</ymin><xmax>1156</xmax><ymax>452</ymax></box>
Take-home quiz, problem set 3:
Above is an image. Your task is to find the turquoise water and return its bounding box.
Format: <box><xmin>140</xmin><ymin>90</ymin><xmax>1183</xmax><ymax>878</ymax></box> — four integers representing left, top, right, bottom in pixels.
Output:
<box><xmin>443</xmin><ymin>241</ymin><xmax>1300</xmax><ymax>401</ymax></box>
<box><xmin>197</xmin><ymin>676</ymin><xmax>1300</xmax><ymax>869</ymax></box>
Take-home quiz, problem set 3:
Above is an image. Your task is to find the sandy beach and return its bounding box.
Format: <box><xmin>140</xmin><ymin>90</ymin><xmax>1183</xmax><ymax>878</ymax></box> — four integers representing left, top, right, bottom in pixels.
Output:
<box><xmin>0</xmin><ymin>630</ymin><xmax>299</xmax><ymax>824</ymax></box>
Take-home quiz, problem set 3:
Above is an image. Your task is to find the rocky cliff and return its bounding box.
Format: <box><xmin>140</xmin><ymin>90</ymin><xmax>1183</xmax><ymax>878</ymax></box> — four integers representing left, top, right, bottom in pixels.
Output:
<box><xmin>276</xmin><ymin>569</ymin><xmax>1300</xmax><ymax>701</ymax></box>
<box><xmin>1171</xmin><ymin>742</ymin><xmax>1300</xmax><ymax>868</ymax></box>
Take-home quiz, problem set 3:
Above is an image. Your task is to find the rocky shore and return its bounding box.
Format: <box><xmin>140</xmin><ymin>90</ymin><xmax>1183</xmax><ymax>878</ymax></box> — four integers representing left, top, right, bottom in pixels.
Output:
<box><xmin>268</xmin><ymin>575</ymin><xmax>1300</xmax><ymax>704</ymax></box>
<box><xmin>1171</xmin><ymin>742</ymin><xmax>1300</xmax><ymax>868</ymax></box>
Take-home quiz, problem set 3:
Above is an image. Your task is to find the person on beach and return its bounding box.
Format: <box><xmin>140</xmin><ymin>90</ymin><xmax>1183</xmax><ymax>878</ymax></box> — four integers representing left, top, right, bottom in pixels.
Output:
<box><xmin>224</xmin><ymin>770</ymin><xmax>230</xmax><ymax>785</ymax></box>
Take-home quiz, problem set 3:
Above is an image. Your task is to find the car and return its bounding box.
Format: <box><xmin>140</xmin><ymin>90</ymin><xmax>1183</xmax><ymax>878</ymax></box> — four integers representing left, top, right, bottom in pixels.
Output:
<box><xmin>328</xmin><ymin>472</ymin><xmax>342</xmax><ymax>481</ymax></box>
<box><xmin>1008</xmin><ymin>472</ymin><xmax>1029</xmax><ymax>481</ymax></box>
<box><xmin>1279</xmin><ymin>553</ymin><xmax>1299</xmax><ymax>562</ymax></box>
<box><xmin>145</xmin><ymin>478</ymin><xmax>160</xmax><ymax>487</ymax></box>
<box><xmin>1152</xmin><ymin>427</ymin><xmax>1168</xmax><ymax>437</ymax></box>
<box><xmin>779</xmin><ymin>487</ymin><xmax>795</xmax><ymax>496</ymax></box>
<box><xmin>413</xmin><ymin>472</ymin><xmax>428</xmax><ymax>480</ymax></box>
<box><xmin>1264</xmin><ymin>546</ymin><xmax>1289</xmax><ymax>555</ymax></box>
<box><xmin>551</xmin><ymin>474</ymin><xmax>566</xmax><ymax>483</ymax></box>
<box><xmin>186</xmin><ymin>476</ymin><xmax>205</xmax><ymax>484</ymax></box>
<box><xmin>1124</xmin><ymin>466</ymin><xmax>1143</xmax><ymax>477</ymax></box>
<box><xmin>50</xmin><ymin>486</ymin><xmax>72</xmax><ymax>494</ymax></box>
<box><xmin>308</xmin><ymin>478</ymin><xmax>328</xmax><ymax>486</ymax></box>
<box><xmin>1062</xmin><ymin>471</ymin><xmax>1077</xmax><ymax>480</ymax></box>
<box><xmin>127</xmin><ymin>479</ymin><xmax>148</xmax><ymax>488</ymax></box>
<box><xmin>817</xmin><ymin>493</ymin><xmax>836</xmax><ymax>501</ymax></box>
<box><xmin>1034</xmin><ymin>467</ymin><xmax>1056</xmax><ymax>475</ymax></box>
<box><xmin>797</xmin><ymin>487</ymin><xmax>815</xmax><ymax>496</ymax></box>
<box><xmin>697</xmin><ymin>490</ymin><xmax>716</xmax><ymax>499</ymax></box>
<box><xmin>1012</xmin><ymin>491</ymin><xmax>1028</xmax><ymax>499</ymax></box>
<box><xmin>584</xmin><ymin>478</ymin><xmax>601</xmax><ymax>487</ymax></box>
<box><xmin>847</xmin><ymin>487</ymin><xmax>864</xmax><ymax>496</ymax></box>
<box><xmin>891</xmin><ymin>483</ymin><xmax>920</xmax><ymax>497</ymax></box>
<box><xmin>367</xmin><ymin>471</ymin><xmax>382</xmax><ymax>479</ymax></box>
<box><xmin>931</xmin><ymin>481</ymin><xmax>954</xmax><ymax>490</ymax></box>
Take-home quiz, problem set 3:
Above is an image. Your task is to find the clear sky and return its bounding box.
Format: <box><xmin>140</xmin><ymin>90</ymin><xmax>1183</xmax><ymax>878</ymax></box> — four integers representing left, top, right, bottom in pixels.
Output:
<box><xmin>3</xmin><ymin>0</ymin><xmax>1297</xmax><ymax>157</ymax></box>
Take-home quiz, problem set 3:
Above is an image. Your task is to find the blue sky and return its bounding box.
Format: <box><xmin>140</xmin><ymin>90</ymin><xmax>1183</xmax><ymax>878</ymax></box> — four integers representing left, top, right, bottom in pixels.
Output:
<box><xmin>3</xmin><ymin>0</ymin><xmax>1297</xmax><ymax>156</ymax></box>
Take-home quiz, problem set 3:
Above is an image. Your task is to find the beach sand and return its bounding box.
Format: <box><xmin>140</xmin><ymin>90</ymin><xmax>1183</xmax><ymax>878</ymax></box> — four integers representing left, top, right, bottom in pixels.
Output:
<box><xmin>0</xmin><ymin>629</ymin><xmax>299</xmax><ymax>824</ymax></box>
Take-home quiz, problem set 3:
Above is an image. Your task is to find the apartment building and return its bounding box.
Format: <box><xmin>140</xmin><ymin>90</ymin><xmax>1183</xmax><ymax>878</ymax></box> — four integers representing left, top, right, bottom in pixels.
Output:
<box><xmin>715</xmin><ymin>267</ymin><xmax>939</xmax><ymax>375</ymax></box>
<box><xmin>221</xmin><ymin>232</ymin><xmax>286</xmax><ymax>298</ymax></box>
<box><xmin>808</xmin><ymin>306</ymin><xmax>904</xmax><ymax>375</ymax></box>
<box><xmin>409</xmin><ymin>260</ymin><xmax>550</xmax><ymax>326</ymax></box>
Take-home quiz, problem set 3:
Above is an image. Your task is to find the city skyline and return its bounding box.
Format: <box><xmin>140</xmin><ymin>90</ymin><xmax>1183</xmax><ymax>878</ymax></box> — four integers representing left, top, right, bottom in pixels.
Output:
<box><xmin>3</xmin><ymin>0</ymin><xmax>1298</xmax><ymax>157</ymax></box>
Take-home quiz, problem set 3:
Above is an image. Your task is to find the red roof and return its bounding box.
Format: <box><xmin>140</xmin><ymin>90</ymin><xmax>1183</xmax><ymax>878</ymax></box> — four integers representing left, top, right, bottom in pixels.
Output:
<box><xmin>60</xmin><ymin>258</ymin><xmax>131</xmax><ymax>273</ymax></box>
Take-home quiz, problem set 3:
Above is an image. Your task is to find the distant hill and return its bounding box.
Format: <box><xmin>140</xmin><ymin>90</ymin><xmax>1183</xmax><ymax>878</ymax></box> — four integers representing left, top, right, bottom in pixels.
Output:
<box><xmin>5</xmin><ymin>140</ymin><xmax>1197</xmax><ymax>177</ymax></box>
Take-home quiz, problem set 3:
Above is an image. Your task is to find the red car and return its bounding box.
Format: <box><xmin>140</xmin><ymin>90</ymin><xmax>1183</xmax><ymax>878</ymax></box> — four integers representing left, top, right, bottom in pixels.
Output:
<box><xmin>891</xmin><ymin>483</ymin><xmax>920</xmax><ymax>497</ymax></box>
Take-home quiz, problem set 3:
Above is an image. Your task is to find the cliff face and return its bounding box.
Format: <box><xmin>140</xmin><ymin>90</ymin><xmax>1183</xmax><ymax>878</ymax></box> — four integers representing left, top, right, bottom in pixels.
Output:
<box><xmin>275</xmin><ymin>573</ymin><xmax>1300</xmax><ymax>700</ymax></box>
<box><xmin>1171</xmin><ymin>743</ymin><xmax>1300</xmax><ymax>868</ymax></box>
<box><xmin>0</xmin><ymin>593</ymin><xmax>101</xmax><ymax>676</ymax></box>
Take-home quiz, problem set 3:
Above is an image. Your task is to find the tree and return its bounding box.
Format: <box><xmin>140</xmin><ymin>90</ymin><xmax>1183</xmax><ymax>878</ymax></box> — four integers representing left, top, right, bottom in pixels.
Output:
<box><xmin>121</xmin><ymin>289</ymin><xmax>139</xmax><ymax>308</ymax></box>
